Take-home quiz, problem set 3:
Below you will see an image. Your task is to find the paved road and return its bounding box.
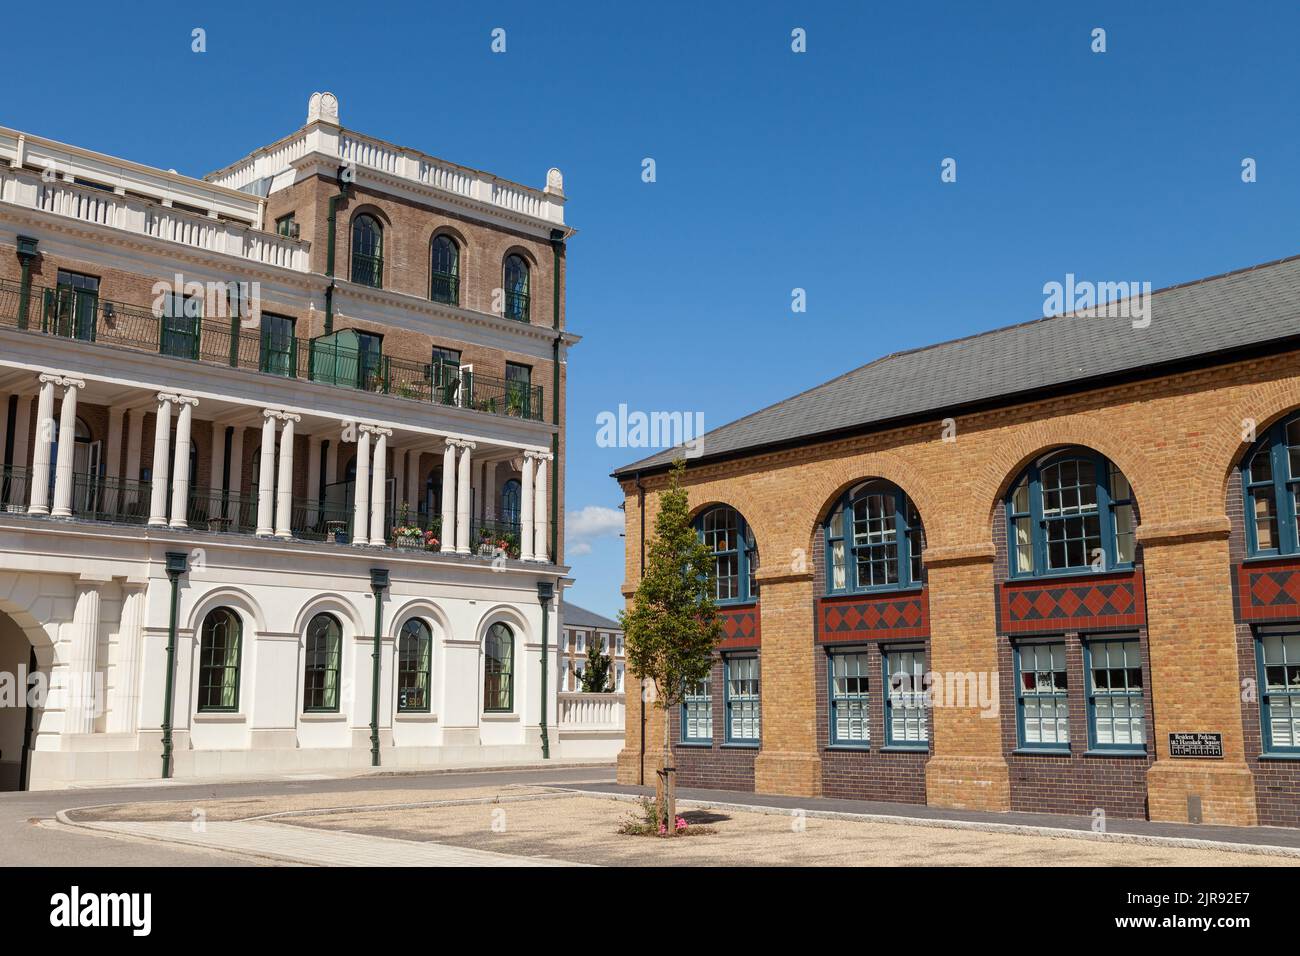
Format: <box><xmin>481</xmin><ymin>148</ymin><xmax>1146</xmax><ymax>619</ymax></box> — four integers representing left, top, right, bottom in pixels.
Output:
<box><xmin>0</xmin><ymin>766</ymin><xmax>615</xmax><ymax>866</ymax></box>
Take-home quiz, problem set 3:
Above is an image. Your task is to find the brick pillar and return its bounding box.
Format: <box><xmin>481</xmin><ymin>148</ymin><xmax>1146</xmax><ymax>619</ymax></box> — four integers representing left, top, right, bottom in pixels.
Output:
<box><xmin>752</xmin><ymin>569</ymin><xmax>822</xmax><ymax>796</ymax></box>
<box><xmin>923</xmin><ymin>544</ymin><xmax>1011</xmax><ymax>811</ymax></box>
<box><xmin>1139</xmin><ymin>519</ymin><xmax>1258</xmax><ymax>826</ymax></box>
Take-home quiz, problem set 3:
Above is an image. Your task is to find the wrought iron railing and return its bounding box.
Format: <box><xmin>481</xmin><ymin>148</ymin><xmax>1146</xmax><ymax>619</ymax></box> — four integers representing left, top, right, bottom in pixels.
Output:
<box><xmin>350</xmin><ymin>252</ymin><xmax>383</xmax><ymax>288</ymax></box>
<box><xmin>0</xmin><ymin>467</ymin><xmax>32</xmax><ymax>513</ymax></box>
<box><xmin>504</xmin><ymin>289</ymin><xmax>530</xmax><ymax>323</ymax></box>
<box><xmin>0</xmin><ymin>278</ymin><xmax>544</xmax><ymax>422</ymax></box>
<box><xmin>430</xmin><ymin>272</ymin><xmax>459</xmax><ymax>305</ymax></box>
<box><xmin>469</xmin><ymin>518</ymin><xmax>522</xmax><ymax>559</ymax></box>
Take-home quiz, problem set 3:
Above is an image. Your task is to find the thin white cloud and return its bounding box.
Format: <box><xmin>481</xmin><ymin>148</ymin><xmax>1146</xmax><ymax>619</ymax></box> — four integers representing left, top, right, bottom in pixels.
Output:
<box><xmin>566</xmin><ymin>505</ymin><xmax>623</xmax><ymax>549</ymax></box>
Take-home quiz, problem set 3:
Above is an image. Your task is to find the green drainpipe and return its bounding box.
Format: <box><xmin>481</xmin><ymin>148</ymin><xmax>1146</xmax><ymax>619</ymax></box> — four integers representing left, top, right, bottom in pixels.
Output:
<box><xmin>538</xmin><ymin>581</ymin><xmax>553</xmax><ymax>759</ymax></box>
<box><xmin>324</xmin><ymin>168</ymin><xmax>351</xmax><ymax>336</ymax></box>
<box><xmin>369</xmin><ymin>568</ymin><xmax>389</xmax><ymax>767</ymax></box>
<box><xmin>549</xmin><ymin>230</ymin><xmax>565</xmax><ymax>562</ymax></box>
<box><xmin>15</xmin><ymin>236</ymin><xmax>39</xmax><ymax>331</ymax></box>
<box><xmin>161</xmin><ymin>551</ymin><xmax>188</xmax><ymax>779</ymax></box>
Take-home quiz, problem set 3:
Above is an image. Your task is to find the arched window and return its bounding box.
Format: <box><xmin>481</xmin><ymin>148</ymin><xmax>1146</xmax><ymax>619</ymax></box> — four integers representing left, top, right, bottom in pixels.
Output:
<box><xmin>198</xmin><ymin>608</ymin><xmax>241</xmax><ymax>712</ymax></box>
<box><xmin>500</xmin><ymin>479</ymin><xmax>521</xmax><ymax>525</ymax></box>
<box><xmin>1006</xmin><ymin>449</ymin><xmax>1135</xmax><ymax>577</ymax></box>
<box><xmin>351</xmin><ymin>214</ymin><xmax>384</xmax><ymax>288</ymax></box>
<box><xmin>484</xmin><ymin>622</ymin><xmax>514</xmax><ymax>711</ymax></box>
<box><xmin>695</xmin><ymin>506</ymin><xmax>759</xmax><ymax>604</ymax></box>
<box><xmin>397</xmin><ymin>619</ymin><xmax>432</xmax><ymax>713</ymax></box>
<box><xmin>304</xmin><ymin>613</ymin><xmax>342</xmax><ymax>712</ymax></box>
<box><xmin>430</xmin><ymin>235</ymin><xmax>459</xmax><ymax>304</ymax></box>
<box><xmin>825</xmin><ymin>481</ymin><xmax>924</xmax><ymax>593</ymax></box>
<box><xmin>503</xmin><ymin>254</ymin><xmax>530</xmax><ymax>322</ymax></box>
<box><xmin>1244</xmin><ymin>415</ymin><xmax>1300</xmax><ymax>556</ymax></box>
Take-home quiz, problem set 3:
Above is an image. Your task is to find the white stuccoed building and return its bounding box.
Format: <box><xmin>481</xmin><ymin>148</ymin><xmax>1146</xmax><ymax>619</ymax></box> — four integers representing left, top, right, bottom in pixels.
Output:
<box><xmin>0</xmin><ymin>93</ymin><xmax>593</xmax><ymax>789</ymax></box>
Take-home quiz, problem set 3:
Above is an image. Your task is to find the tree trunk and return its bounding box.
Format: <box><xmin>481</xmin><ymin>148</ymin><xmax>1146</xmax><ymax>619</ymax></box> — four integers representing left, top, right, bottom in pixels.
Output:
<box><xmin>661</xmin><ymin>699</ymin><xmax>677</xmax><ymax>836</ymax></box>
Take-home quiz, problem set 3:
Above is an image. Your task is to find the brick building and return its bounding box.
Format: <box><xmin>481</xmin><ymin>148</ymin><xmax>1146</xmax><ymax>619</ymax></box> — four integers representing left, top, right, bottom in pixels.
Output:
<box><xmin>0</xmin><ymin>92</ymin><xmax>580</xmax><ymax>788</ymax></box>
<box><xmin>559</xmin><ymin>603</ymin><xmax>624</xmax><ymax>693</ymax></box>
<box><xmin>615</xmin><ymin>255</ymin><xmax>1300</xmax><ymax>828</ymax></box>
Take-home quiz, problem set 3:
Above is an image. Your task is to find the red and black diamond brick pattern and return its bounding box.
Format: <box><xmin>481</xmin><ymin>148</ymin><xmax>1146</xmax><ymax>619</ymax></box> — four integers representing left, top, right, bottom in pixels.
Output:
<box><xmin>999</xmin><ymin>570</ymin><xmax>1145</xmax><ymax>634</ymax></box>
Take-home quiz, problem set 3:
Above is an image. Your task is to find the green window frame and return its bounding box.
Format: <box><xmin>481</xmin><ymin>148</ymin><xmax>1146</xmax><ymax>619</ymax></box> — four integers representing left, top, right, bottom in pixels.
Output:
<box><xmin>275</xmin><ymin>213</ymin><xmax>296</xmax><ymax>238</ymax></box>
<box><xmin>303</xmin><ymin>613</ymin><xmax>342</xmax><ymax>713</ymax></box>
<box><xmin>681</xmin><ymin>675</ymin><xmax>713</xmax><ymax>743</ymax></box>
<box><xmin>1014</xmin><ymin>641</ymin><xmax>1069</xmax><ymax>751</ymax></box>
<box><xmin>825</xmin><ymin>481</ymin><xmax>924</xmax><ymax>594</ymax></box>
<box><xmin>828</xmin><ymin>650</ymin><xmax>871</xmax><ymax>747</ymax></box>
<box><xmin>160</xmin><ymin>292</ymin><xmax>202</xmax><ymax>360</ymax></box>
<box><xmin>1243</xmin><ymin>416</ymin><xmax>1300</xmax><ymax>557</ymax></box>
<box><xmin>355</xmin><ymin>331</ymin><xmax>384</xmax><ymax>390</ymax></box>
<box><xmin>259</xmin><ymin>313</ymin><xmax>296</xmax><ymax>377</ymax></box>
<box><xmin>351</xmin><ymin>214</ymin><xmax>384</xmax><ymax>288</ymax></box>
<box><xmin>397</xmin><ymin>619</ymin><xmax>433</xmax><ymax>713</ymax></box>
<box><xmin>1256</xmin><ymin>627</ymin><xmax>1300</xmax><ymax>754</ymax></box>
<box><xmin>1084</xmin><ymin>637</ymin><xmax>1145</xmax><ymax>752</ymax></box>
<box><xmin>505</xmin><ymin>362</ymin><xmax>532</xmax><ymax>418</ymax></box>
<box><xmin>484</xmin><ymin>622</ymin><xmax>514</xmax><ymax>712</ymax></box>
<box><xmin>430</xmin><ymin>234</ymin><xmax>460</xmax><ymax>304</ymax></box>
<box><xmin>695</xmin><ymin>505</ymin><xmax>759</xmax><ymax>605</ymax></box>
<box><xmin>1007</xmin><ymin>450</ymin><xmax>1135</xmax><ymax>578</ymax></box>
<box><xmin>883</xmin><ymin>646</ymin><xmax>929</xmax><ymax>749</ymax></box>
<box><xmin>723</xmin><ymin>655</ymin><xmax>760</xmax><ymax>744</ymax></box>
<box><xmin>197</xmin><ymin>607</ymin><xmax>241</xmax><ymax>712</ymax></box>
<box><xmin>50</xmin><ymin>270</ymin><xmax>100</xmax><ymax>342</ymax></box>
<box><xmin>503</xmin><ymin>254</ymin><xmax>530</xmax><ymax>322</ymax></box>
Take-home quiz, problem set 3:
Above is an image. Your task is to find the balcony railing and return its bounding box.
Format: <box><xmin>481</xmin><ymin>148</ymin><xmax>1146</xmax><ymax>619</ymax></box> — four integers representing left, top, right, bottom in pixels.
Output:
<box><xmin>4</xmin><ymin>471</ymin><xmax>523</xmax><ymax>560</ymax></box>
<box><xmin>0</xmin><ymin>278</ymin><xmax>545</xmax><ymax>422</ymax></box>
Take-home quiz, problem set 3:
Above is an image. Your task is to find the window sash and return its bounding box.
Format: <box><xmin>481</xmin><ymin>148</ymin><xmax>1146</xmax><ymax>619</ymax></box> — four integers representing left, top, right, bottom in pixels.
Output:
<box><xmin>682</xmin><ymin>677</ymin><xmax>713</xmax><ymax>742</ymax></box>
<box><xmin>1085</xmin><ymin>638</ymin><xmax>1145</xmax><ymax>749</ymax></box>
<box><xmin>1008</xmin><ymin>452</ymin><xmax>1132</xmax><ymax>577</ymax></box>
<box><xmin>197</xmin><ymin>610</ymin><xmax>241</xmax><ymax>712</ymax></box>
<box><xmin>1258</xmin><ymin>629</ymin><xmax>1300</xmax><ymax>752</ymax></box>
<box><xmin>884</xmin><ymin>648</ymin><xmax>929</xmax><ymax>746</ymax></box>
<box><xmin>724</xmin><ymin>657</ymin><xmax>760</xmax><ymax>742</ymax></box>
<box><xmin>1245</xmin><ymin>420</ymin><xmax>1300</xmax><ymax>557</ymax></box>
<box><xmin>397</xmin><ymin>621</ymin><xmax>432</xmax><ymax>712</ymax></box>
<box><xmin>829</xmin><ymin>651</ymin><xmax>870</xmax><ymax>745</ymax></box>
<box><xmin>303</xmin><ymin>618</ymin><xmax>341</xmax><ymax>712</ymax></box>
<box><xmin>826</xmin><ymin>485</ymin><xmax>923</xmax><ymax>595</ymax></box>
<box><xmin>1015</xmin><ymin>642</ymin><xmax>1069</xmax><ymax>748</ymax></box>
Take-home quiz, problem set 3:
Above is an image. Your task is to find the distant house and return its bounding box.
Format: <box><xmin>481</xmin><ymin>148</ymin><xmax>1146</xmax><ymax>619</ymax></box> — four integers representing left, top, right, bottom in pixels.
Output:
<box><xmin>560</xmin><ymin>603</ymin><xmax>624</xmax><ymax>693</ymax></box>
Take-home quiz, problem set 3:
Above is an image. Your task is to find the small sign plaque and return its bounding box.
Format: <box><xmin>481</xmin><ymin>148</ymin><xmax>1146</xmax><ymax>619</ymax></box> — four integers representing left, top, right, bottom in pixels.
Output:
<box><xmin>1168</xmin><ymin>732</ymin><xmax>1223</xmax><ymax>759</ymax></box>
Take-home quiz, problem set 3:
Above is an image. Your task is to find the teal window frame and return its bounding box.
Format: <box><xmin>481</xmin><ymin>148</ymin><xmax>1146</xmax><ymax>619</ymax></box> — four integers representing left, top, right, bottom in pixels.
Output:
<box><xmin>484</xmin><ymin>622</ymin><xmax>514</xmax><ymax>712</ymax></box>
<box><xmin>51</xmin><ymin>270</ymin><xmax>100</xmax><ymax>342</ymax></box>
<box><xmin>397</xmin><ymin>619</ymin><xmax>433</xmax><ymax>713</ymax></box>
<box><xmin>883</xmin><ymin>645</ymin><xmax>929</xmax><ymax>750</ymax></box>
<box><xmin>430</xmin><ymin>234</ymin><xmax>460</xmax><ymax>305</ymax></box>
<box><xmin>695</xmin><ymin>506</ymin><xmax>759</xmax><ymax>605</ymax></box>
<box><xmin>1006</xmin><ymin>450</ymin><xmax>1135</xmax><ymax>578</ymax></box>
<box><xmin>197</xmin><ymin>607</ymin><xmax>242</xmax><ymax>713</ymax></box>
<box><xmin>723</xmin><ymin>654</ymin><xmax>760</xmax><ymax>745</ymax></box>
<box><xmin>1242</xmin><ymin>416</ymin><xmax>1300</xmax><ymax>557</ymax></box>
<box><xmin>351</xmin><ymin>214</ymin><xmax>384</xmax><ymax>288</ymax></box>
<box><xmin>1013</xmin><ymin>640</ymin><xmax>1070</xmax><ymax>752</ymax></box>
<box><xmin>1256</xmin><ymin>627</ymin><xmax>1300</xmax><ymax>755</ymax></box>
<box><xmin>825</xmin><ymin>481</ymin><xmax>924</xmax><ymax>595</ymax></box>
<box><xmin>303</xmin><ymin>613</ymin><xmax>342</xmax><ymax>713</ymax></box>
<box><xmin>1083</xmin><ymin>636</ymin><xmax>1146</xmax><ymax>753</ymax></box>
<box><xmin>160</xmin><ymin>292</ymin><xmax>202</xmax><ymax>360</ymax></box>
<box><xmin>827</xmin><ymin>649</ymin><xmax>871</xmax><ymax>748</ymax></box>
<box><xmin>259</xmin><ymin>313</ymin><xmax>296</xmax><ymax>377</ymax></box>
<box><xmin>275</xmin><ymin>213</ymin><xmax>296</xmax><ymax>238</ymax></box>
<box><xmin>680</xmin><ymin>675</ymin><xmax>713</xmax><ymax>744</ymax></box>
<box><xmin>505</xmin><ymin>362</ymin><xmax>533</xmax><ymax>418</ymax></box>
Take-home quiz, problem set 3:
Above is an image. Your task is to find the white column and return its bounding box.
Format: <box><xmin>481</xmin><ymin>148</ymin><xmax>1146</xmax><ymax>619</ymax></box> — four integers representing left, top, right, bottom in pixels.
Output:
<box><xmin>256</xmin><ymin>411</ymin><xmax>277</xmax><ymax>536</ymax></box>
<box><xmin>406</xmin><ymin>450</ymin><xmax>421</xmax><ymax>520</ymax></box>
<box><xmin>27</xmin><ymin>376</ymin><xmax>56</xmax><ymax>515</ymax></box>
<box><xmin>105</xmin><ymin>406</ymin><xmax>124</xmax><ymax>481</ymax></box>
<box><xmin>107</xmin><ymin>582</ymin><xmax>146</xmax><ymax>734</ymax></box>
<box><xmin>368</xmin><ymin>429</ymin><xmax>390</xmax><ymax>547</ymax></box>
<box><xmin>440</xmin><ymin>440</ymin><xmax>456</xmax><ymax>553</ymax></box>
<box><xmin>123</xmin><ymin>406</ymin><xmax>144</xmax><ymax>513</ymax></box>
<box><xmin>306</xmin><ymin>435</ymin><xmax>322</xmax><ymax>524</ymax></box>
<box><xmin>168</xmin><ymin>396</ymin><xmax>196</xmax><ymax>529</ymax></box>
<box><xmin>226</xmin><ymin>426</ymin><xmax>245</xmax><ymax>523</ymax></box>
<box><xmin>520</xmin><ymin>453</ymin><xmax>535</xmax><ymax>562</ymax></box>
<box><xmin>148</xmin><ymin>395</ymin><xmax>173</xmax><ymax>527</ymax></box>
<box><xmin>275</xmin><ymin>413</ymin><xmax>298</xmax><ymax>539</ymax></box>
<box><xmin>483</xmin><ymin>460</ymin><xmax>497</xmax><ymax>521</ymax></box>
<box><xmin>534</xmin><ymin>454</ymin><xmax>549</xmax><ymax>563</ymax></box>
<box><xmin>353</xmin><ymin>426</ymin><xmax>371</xmax><ymax>546</ymax></box>
<box><xmin>68</xmin><ymin>580</ymin><xmax>102</xmax><ymax>735</ymax></box>
<box><xmin>51</xmin><ymin>378</ymin><xmax>83</xmax><ymax>518</ymax></box>
<box><xmin>456</xmin><ymin>441</ymin><xmax>474</xmax><ymax>554</ymax></box>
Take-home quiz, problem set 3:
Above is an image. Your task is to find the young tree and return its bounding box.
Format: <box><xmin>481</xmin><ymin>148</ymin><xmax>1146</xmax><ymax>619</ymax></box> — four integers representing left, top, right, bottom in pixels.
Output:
<box><xmin>620</xmin><ymin>460</ymin><xmax>722</xmax><ymax>835</ymax></box>
<box><xmin>579</xmin><ymin>637</ymin><xmax>612</xmax><ymax>692</ymax></box>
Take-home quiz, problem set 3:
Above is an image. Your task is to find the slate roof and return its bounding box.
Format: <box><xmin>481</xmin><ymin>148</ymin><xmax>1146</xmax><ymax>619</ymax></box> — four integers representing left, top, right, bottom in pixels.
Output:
<box><xmin>614</xmin><ymin>253</ymin><xmax>1300</xmax><ymax>477</ymax></box>
<box><xmin>561</xmin><ymin>602</ymin><xmax>621</xmax><ymax>631</ymax></box>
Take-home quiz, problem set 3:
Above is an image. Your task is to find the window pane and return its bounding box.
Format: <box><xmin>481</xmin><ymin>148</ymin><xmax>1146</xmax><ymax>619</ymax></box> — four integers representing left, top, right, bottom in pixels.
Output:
<box><xmin>886</xmin><ymin>649</ymin><xmax>928</xmax><ymax>743</ymax></box>
<box><xmin>1088</xmin><ymin>639</ymin><xmax>1144</xmax><ymax>747</ymax></box>
<box><xmin>683</xmin><ymin>676</ymin><xmax>712</xmax><ymax>741</ymax></box>
<box><xmin>1254</xmin><ymin>489</ymin><xmax>1278</xmax><ymax>550</ymax></box>
<box><xmin>830</xmin><ymin>652</ymin><xmax>870</xmax><ymax>744</ymax></box>
<box><xmin>1113</xmin><ymin>503</ymin><xmax>1136</xmax><ymax>564</ymax></box>
<box><xmin>726</xmin><ymin>657</ymin><xmax>760</xmax><ymax>741</ymax></box>
<box><xmin>1017</xmin><ymin>642</ymin><xmax>1068</xmax><ymax>746</ymax></box>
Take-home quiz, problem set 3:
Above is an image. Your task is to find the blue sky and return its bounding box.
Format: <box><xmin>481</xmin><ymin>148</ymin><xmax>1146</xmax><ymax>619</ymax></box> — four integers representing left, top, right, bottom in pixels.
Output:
<box><xmin>4</xmin><ymin>1</ymin><xmax>1299</xmax><ymax>617</ymax></box>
